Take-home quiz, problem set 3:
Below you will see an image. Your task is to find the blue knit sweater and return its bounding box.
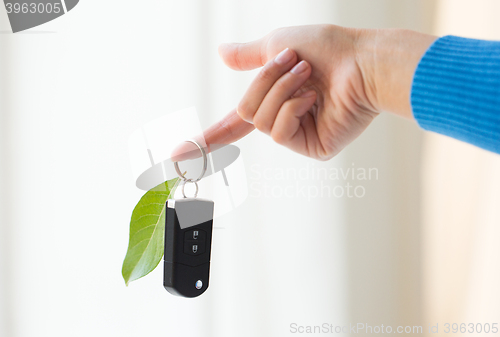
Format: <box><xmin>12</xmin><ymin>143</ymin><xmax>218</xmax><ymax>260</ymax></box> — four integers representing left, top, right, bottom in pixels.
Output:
<box><xmin>411</xmin><ymin>35</ymin><xmax>500</xmax><ymax>154</ymax></box>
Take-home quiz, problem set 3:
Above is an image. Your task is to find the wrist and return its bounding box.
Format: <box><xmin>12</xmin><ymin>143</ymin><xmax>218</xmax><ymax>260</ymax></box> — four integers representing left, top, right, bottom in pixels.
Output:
<box><xmin>354</xmin><ymin>28</ymin><xmax>437</xmax><ymax>119</ymax></box>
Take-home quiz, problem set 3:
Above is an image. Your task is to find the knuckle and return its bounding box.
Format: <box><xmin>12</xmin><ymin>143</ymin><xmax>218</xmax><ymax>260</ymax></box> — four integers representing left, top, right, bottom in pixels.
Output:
<box><xmin>257</xmin><ymin>65</ymin><xmax>277</xmax><ymax>82</ymax></box>
<box><xmin>233</xmin><ymin>44</ymin><xmax>244</xmax><ymax>70</ymax></box>
<box><xmin>281</xmin><ymin>99</ymin><xmax>294</xmax><ymax>111</ymax></box>
<box><xmin>253</xmin><ymin>115</ymin><xmax>270</xmax><ymax>133</ymax></box>
<box><xmin>216</xmin><ymin>118</ymin><xmax>233</xmax><ymax>138</ymax></box>
<box><xmin>266</xmin><ymin>28</ymin><xmax>285</xmax><ymax>51</ymax></box>
<box><xmin>271</xmin><ymin>129</ymin><xmax>287</xmax><ymax>145</ymax></box>
<box><xmin>236</xmin><ymin>101</ymin><xmax>253</xmax><ymax>122</ymax></box>
<box><xmin>273</xmin><ymin>77</ymin><xmax>291</xmax><ymax>92</ymax></box>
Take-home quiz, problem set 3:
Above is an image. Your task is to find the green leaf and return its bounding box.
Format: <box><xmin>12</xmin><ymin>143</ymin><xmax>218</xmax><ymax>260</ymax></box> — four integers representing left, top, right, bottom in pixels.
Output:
<box><xmin>122</xmin><ymin>177</ymin><xmax>180</xmax><ymax>286</ymax></box>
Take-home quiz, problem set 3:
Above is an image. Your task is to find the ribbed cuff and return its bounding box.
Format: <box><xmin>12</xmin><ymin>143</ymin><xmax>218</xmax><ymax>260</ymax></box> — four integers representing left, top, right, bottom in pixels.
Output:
<box><xmin>411</xmin><ymin>35</ymin><xmax>500</xmax><ymax>154</ymax></box>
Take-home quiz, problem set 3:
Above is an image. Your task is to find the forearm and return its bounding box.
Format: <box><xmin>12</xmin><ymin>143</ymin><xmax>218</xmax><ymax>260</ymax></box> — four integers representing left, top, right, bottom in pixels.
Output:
<box><xmin>357</xmin><ymin>29</ymin><xmax>500</xmax><ymax>154</ymax></box>
<box><xmin>411</xmin><ymin>36</ymin><xmax>500</xmax><ymax>154</ymax></box>
<box><xmin>355</xmin><ymin>28</ymin><xmax>437</xmax><ymax>118</ymax></box>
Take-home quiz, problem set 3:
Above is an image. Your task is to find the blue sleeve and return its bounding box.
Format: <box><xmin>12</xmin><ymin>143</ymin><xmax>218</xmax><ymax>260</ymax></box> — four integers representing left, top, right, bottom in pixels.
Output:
<box><xmin>411</xmin><ymin>35</ymin><xmax>500</xmax><ymax>154</ymax></box>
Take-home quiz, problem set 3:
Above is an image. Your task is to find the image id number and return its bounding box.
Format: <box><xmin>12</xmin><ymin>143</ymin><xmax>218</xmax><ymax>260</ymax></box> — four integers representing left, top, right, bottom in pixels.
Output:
<box><xmin>444</xmin><ymin>323</ymin><xmax>498</xmax><ymax>334</ymax></box>
<box><xmin>5</xmin><ymin>3</ymin><xmax>62</xmax><ymax>14</ymax></box>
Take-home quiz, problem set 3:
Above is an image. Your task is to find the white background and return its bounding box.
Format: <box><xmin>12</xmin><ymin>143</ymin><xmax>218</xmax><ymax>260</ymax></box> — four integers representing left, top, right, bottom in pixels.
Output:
<box><xmin>0</xmin><ymin>1</ymin><xmax>435</xmax><ymax>336</ymax></box>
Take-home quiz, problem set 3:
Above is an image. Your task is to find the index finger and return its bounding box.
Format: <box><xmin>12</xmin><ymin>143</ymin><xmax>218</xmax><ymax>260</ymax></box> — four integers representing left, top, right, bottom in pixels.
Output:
<box><xmin>170</xmin><ymin>108</ymin><xmax>254</xmax><ymax>161</ymax></box>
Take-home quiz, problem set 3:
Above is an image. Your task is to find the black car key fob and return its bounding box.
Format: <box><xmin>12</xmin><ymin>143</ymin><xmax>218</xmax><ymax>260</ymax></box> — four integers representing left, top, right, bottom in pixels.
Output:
<box><xmin>164</xmin><ymin>198</ymin><xmax>214</xmax><ymax>298</ymax></box>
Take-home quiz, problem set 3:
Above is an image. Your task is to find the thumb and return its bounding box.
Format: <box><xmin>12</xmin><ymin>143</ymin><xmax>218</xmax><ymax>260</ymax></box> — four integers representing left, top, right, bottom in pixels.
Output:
<box><xmin>218</xmin><ymin>38</ymin><xmax>268</xmax><ymax>71</ymax></box>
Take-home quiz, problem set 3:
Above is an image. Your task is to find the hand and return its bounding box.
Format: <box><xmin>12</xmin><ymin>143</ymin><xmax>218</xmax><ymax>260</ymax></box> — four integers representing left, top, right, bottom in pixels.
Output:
<box><xmin>171</xmin><ymin>25</ymin><xmax>436</xmax><ymax>161</ymax></box>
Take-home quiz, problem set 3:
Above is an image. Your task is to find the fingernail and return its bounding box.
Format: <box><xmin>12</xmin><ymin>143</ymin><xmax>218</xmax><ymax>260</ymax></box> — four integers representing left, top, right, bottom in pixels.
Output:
<box><xmin>290</xmin><ymin>60</ymin><xmax>308</xmax><ymax>74</ymax></box>
<box><xmin>274</xmin><ymin>48</ymin><xmax>293</xmax><ymax>65</ymax></box>
<box><xmin>299</xmin><ymin>90</ymin><xmax>316</xmax><ymax>98</ymax></box>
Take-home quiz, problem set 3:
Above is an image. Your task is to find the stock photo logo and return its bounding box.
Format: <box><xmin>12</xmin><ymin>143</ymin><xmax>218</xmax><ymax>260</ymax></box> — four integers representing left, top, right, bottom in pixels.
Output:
<box><xmin>128</xmin><ymin>107</ymin><xmax>248</xmax><ymax>223</ymax></box>
<box><xmin>3</xmin><ymin>0</ymin><xmax>78</xmax><ymax>32</ymax></box>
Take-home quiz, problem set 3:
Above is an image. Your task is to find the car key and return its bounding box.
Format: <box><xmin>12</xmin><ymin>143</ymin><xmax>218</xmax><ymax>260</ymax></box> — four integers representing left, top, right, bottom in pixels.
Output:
<box><xmin>165</xmin><ymin>139</ymin><xmax>215</xmax><ymax>298</ymax></box>
<box><xmin>163</xmin><ymin>197</ymin><xmax>214</xmax><ymax>297</ymax></box>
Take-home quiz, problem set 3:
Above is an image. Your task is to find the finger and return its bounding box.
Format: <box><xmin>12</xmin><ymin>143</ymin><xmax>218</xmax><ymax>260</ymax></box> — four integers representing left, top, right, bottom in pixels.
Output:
<box><xmin>237</xmin><ymin>48</ymin><xmax>297</xmax><ymax>123</ymax></box>
<box><xmin>171</xmin><ymin>47</ymin><xmax>295</xmax><ymax>162</ymax></box>
<box><xmin>170</xmin><ymin>108</ymin><xmax>254</xmax><ymax>162</ymax></box>
<box><xmin>270</xmin><ymin>90</ymin><xmax>317</xmax><ymax>155</ymax></box>
<box><xmin>203</xmin><ymin>109</ymin><xmax>255</xmax><ymax>147</ymax></box>
<box><xmin>253</xmin><ymin>60</ymin><xmax>312</xmax><ymax>134</ymax></box>
<box><xmin>219</xmin><ymin>38</ymin><xmax>269</xmax><ymax>71</ymax></box>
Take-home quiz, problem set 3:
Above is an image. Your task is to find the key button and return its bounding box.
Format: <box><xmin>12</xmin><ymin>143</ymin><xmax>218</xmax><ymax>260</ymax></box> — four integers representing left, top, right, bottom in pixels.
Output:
<box><xmin>184</xmin><ymin>229</ymin><xmax>206</xmax><ymax>242</ymax></box>
<box><xmin>184</xmin><ymin>241</ymin><xmax>206</xmax><ymax>255</ymax></box>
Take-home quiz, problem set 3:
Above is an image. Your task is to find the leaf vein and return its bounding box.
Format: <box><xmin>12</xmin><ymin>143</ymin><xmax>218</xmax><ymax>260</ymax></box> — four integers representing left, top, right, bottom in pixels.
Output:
<box><xmin>130</xmin><ymin>206</ymin><xmax>165</xmax><ymax>271</ymax></box>
<box><xmin>130</xmin><ymin>223</ymin><xmax>156</xmax><ymax>237</ymax></box>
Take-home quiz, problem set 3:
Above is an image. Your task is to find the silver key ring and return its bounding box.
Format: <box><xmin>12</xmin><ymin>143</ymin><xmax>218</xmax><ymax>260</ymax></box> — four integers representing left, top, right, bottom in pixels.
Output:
<box><xmin>173</xmin><ymin>139</ymin><xmax>208</xmax><ymax>183</ymax></box>
<box><xmin>181</xmin><ymin>179</ymin><xmax>199</xmax><ymax>198</ymax></box>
